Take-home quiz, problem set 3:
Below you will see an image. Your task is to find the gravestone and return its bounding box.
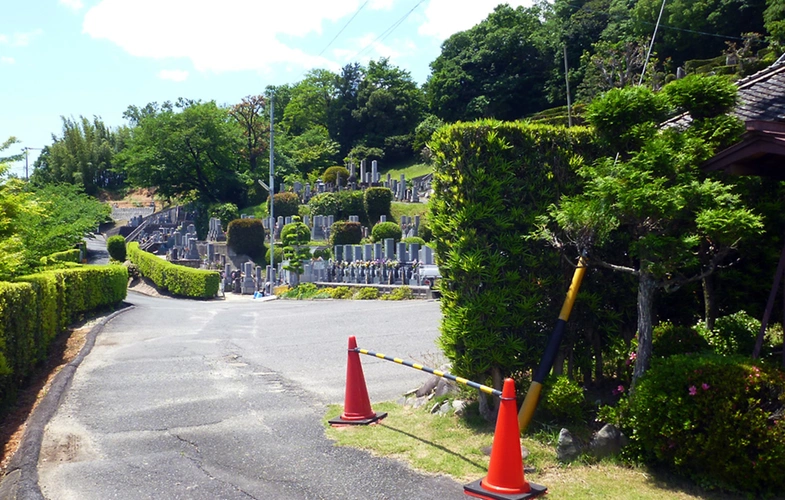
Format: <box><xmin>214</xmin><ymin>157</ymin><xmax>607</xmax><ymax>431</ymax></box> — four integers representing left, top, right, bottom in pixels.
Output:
<box><xmin>207</xmin><ymin>243</ymin><xmax>215</xmax><ymax>263</ymax></box>
<box><xmin>303</xmin><ymin>215</ymin><xmax>310</xmax><ymax>227</ymax></box>
<box><xmin>360</xmin><ymin>160</ymin><xmax>366</xmax><ymax>184</ymax></box>
<box><xmin>285</xmin><ymin>216</ymin><xmax>292</xmax><ymax>226</ymax></box>
<box><xmin>397</xmin><ymin>242</ymin><xmax>407</xmax><ymax>263</ymax></box>
<box><xmin>353</xmin><ymin>246</ymin><xmax>363</xmax><ymax>262</ymax></box>
<box><xmin>374</xmin><ymin>242</ymin><xmax>382</xmax><ymax>261</ymax></box>
<box><xmin>380</xmin><ymin>215</ymin><xmax>386</xmax><ymax>223</ymax></box>
<box><xmin>420</xmin><ymin>246</ymin><xmax>434</xmax><ymax>265</ymax></box>
<box><xmin>371</xmin><ymin>160</ymin><xmax>379</xmax><ymax>183</ymax></box>
<box><xmin>384</xmin><ymin>238</ymin><xmax>395</xmax><ymax>260</ymax></box>
<box><xmin>344</xmin><ymin>244</ymin><xmax>353</xmax><ymax>262</ymax></box>
<box><xmin>333</xmin><ymin>244</ymin><xmax>343</xmax><ymax>261</ymax></box>
<box><xmin>409</xmin><ymin>243</ymin><xmax>420</xmax><ymax>263</ymax></box>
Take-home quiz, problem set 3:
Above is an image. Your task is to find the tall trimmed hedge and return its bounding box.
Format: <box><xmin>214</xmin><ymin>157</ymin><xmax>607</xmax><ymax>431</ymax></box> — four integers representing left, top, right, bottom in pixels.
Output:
<box><xmin>323</xmin><ymin>166</ymin><xmax>350</xmax><ymax>185</ymax></box>
<box><xmin>106</xmin><ymin>235</ymin><xmax>127</xmax><ymax>262</ymax></box>
<box><xmin>128</xmin><ymin>242</ymin><xmax>220</xmax><ymax>299</ymax></box>
<box><xmin>226</xmin><ymin>218</ymin><xmax>267</xmax><ymax>263</ymax></box>
<box><xmin>1</xmin><ymin>265</ymin><xmax>128</xmax><ymax>408</ymax></box>
<box><xmin>364</xmin><ymin>187</ymin><xmax>393</xmax><ymax>224</ymax></box>
<box><xmin>371</xmin><ymin>221</ymin><xmax>402</xmax><ymax>243</ymax></box>
<box><xmin>40</xmin><ymin>248</ymin><xmax>81</xmax><ymax>266</ymax></box>
<box><xmin>429</xmin><ymin>120</ymin><xmax>597</xmax><ymax>384</ymax></box>
<box><xmin>270</xmin><ymin>192</ymin><xmax>301</xmax><ymax>218</ymax></box>
<box><xmin>330</xmin><ymin>221</ymin><xmax>363</xmax><ymax>246</ymax></box>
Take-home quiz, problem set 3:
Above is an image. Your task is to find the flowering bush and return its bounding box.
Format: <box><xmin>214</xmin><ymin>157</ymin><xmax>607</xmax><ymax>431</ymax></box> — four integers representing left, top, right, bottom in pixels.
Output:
<box><xmin>652</xmin><ymin>321</ymin><xmax>709</xmax><ymax>358</ymax></box>
<box><xmin>623</xmin><ymin>353</ymin><xmax>785</xmax><ymax>494</ymax></box>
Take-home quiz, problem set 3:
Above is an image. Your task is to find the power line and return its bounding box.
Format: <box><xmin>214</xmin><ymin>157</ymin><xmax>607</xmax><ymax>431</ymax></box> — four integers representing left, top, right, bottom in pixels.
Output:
<box><xmin>352</xmin><ymin>0</ymin><xmax>426</xmax><ymax>61</ymax></box>
<box><xmin>318</xmin><ymin>1</ymin><xmax>370</xmax><ymax>57</ymax></box>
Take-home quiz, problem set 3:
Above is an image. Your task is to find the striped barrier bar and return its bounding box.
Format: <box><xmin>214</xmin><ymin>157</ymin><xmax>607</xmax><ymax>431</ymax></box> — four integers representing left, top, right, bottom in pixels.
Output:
<box><xmin>352</xmin><ymin>347</ymin><xmax>503</xmax><ymax>399</ymax></box>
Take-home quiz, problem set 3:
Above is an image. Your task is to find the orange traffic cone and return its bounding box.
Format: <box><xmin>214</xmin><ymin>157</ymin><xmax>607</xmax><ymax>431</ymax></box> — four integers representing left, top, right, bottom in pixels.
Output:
<box><xmin>464</xmin><ymin>378</ymin><xmax>547</xmax><ymax>500</ymax></box>
<box><xmin>329</xmin><ymin>336</ymin><xmax>387</xmax><ymax>426</ymax></box>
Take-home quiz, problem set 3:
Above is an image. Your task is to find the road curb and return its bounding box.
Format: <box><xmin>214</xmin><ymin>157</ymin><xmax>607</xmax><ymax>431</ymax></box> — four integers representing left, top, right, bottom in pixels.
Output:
<box><xmin>0</xmin><ymin>305</ymin><xmax>135</xmax><ymax>500</ymax></box>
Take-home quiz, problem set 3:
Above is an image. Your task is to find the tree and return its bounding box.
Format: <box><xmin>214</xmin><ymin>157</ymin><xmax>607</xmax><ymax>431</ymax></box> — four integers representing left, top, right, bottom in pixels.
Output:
<box><xmin>353</xmin><ymin>58</ymin><xmax>425</xmax><ymax>163</ymax></box>
<box><xmin>283</xmin><ymin>69</ymin><xmax>337</xmax><ymax>135</ymax></box>
<box><xmin>32</xmin><ymin>117</ymin><xmax>128</xmax><ymax>194</ymax></box>
<box><xmin>118</xmin><ymin>100</ymin><xmax>245</xmax><ymax>205</ymax></box>
<box><xmin>631</xmin><ymin>0</ymin><xmax>767</xmax><ymax>66</ymax></box>
<box><xmin>281</xmin><ymin>218</ymin><xmax>311</xmax><ymax>286</ymax></box>
<box><xmin>229</xmin><ymin>95</ymin><xmax>268</xmax><ymax>175</ymax></box>
<box><xmin>426</xmin><ymin>4</ymin><xmax>552</xmax><ymax>122</ymax></box>
<box><xmin>328</xmin><ymin>63</ymin><xmax>364</xmax><ymax>158</ymax></box>
<box><xmin>540</xmin><ymin>83</ymin><xmax>763</xmax><ymax>384</ymax></box>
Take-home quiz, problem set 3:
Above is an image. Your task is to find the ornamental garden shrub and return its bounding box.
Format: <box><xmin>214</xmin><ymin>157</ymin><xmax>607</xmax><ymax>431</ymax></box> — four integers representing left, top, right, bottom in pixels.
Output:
<box><xmin>695</xmin><ymin>311</ymin><xmax>760</xmax><ymax>356</ymax></box>
<box><xmin>330</xmin><ymin>221</ymin><xmax>362</xmax><ymax>246</ymax></box>
<box><xmin>401</xmin><ymin>236</ymin><xmax>425</xmax><ymax>246</ymax></box>
<box><xmin>309</xmin><ymin>192</ymin><xmax>339</xmax><ymax>217</ymax></box>
<box><xmin>127</xmin><ymin>242</ymin><xmax>219</xmax><ymax>299</ymax></box>
<box><xmin>326</xmin><ymin>286</ymin><xmax>353</xmax><ymax>299</ymax></box>
<box><xmin>106</xmin><ymin>235</ymin><xmax>127</xmax><ymax>262</ymax></box>
<box><xmin>266</xmin><ymin>245</ymin><xmax>284</xmax><ymax>265</ymax></box>
<box><xmin>429</xmin><ymin>120</ymin><xmax>597</xmax><ymax>383</ymax></box>
<box><xmin>226</xmin><ymin>218</ymin><xmax>267</xmax><ymax>263</ymax></box>
<box><xmin>270</xmin><ymin>192</ymin><xmax>300</xmax><ymax>218</ymax></box>
<box><xmin>661</xmin><ymin>74</ymin><xmax>738</xmax><ymax>120</ymax></box>
<box><xmin>541</xmin><ymin>375</ymin><xmax>586</xmax><ymax>424</ymax></box>
<box><xmin>335</xmin><ymin>190</ymin><xmax>366</xmax><ymax>223</ymax></box>
<box><xmin>380</xmin><ymin>286</ymin><xmax>414</xmax><ymax>300</ymax></box>
<box><xmin>354</xmin><ymin>287</ymin><xmax>379</xmax><ymax>300</ymax></box>
<box><xmin>364</xmin><ymin>187</ymin><xmax>393</xmax><ymax>224</ymax></box>
<box><xmin>322</xmin><ymin>166</ymin><xmax>350</xmax><ymax>185</ymax></box>
<box><xmin>652</xmin><ymin>321</ymin><xmax>710</xmax><ymax>358</ymax></box>
<box><xmin>623</xmin><ymin>353</ymin><xmax>785</xmax><ymax>495</ymax></box>
<box><xmin>371</xmin><ymin>222</ymin><xmax>401</xmax><ymax>243</ymax></box>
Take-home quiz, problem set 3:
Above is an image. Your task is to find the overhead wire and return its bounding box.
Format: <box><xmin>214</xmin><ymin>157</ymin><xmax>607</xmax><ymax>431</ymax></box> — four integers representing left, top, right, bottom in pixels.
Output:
<box><xmin>318</xmin><ymin>1</ymin><xmax>370</xmax><ymax>57</ymax></box>
<box><xmin>351</xmin><ymin>0</ymin><xmax>426</xmax><ymax>60</ymax></box>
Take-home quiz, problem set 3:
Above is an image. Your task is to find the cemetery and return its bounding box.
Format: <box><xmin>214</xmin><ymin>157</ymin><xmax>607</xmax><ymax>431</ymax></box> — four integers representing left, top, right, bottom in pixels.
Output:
<box><xmin>121</xmin><ymin>160</ymin><xmax>438</xmax><ymax>299</ymax></box>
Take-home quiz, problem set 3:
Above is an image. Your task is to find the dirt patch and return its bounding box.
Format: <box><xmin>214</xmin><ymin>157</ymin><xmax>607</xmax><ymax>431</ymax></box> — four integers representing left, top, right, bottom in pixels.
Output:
<box><xmin>127</xmin><ymin>276</ymin><xmax>165</xmax><ymax>298</ymax></box>
<box><xmin>99</xmin><ymin>188</ymin><xmax>160</xmax><ymax>210</ymax></box>
<box><xmin>0</xmin><ymin>324</ymin><xmax>91</xmax><ymax>474</ymax></box>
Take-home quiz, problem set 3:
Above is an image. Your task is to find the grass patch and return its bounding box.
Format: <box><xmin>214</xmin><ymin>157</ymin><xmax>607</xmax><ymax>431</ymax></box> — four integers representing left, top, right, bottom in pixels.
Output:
<box><xmin>325</xmin><ymin>401</ymin><xmax>749</xmax><ymax>499</ymax></box>
<box><xmin>382</xmin><ymin>162</ymin><xmax>433</xmax><ymax>181</ymax></box>
<box><xmin>390</xmin><ymin>201</ymin><xmax>428</xmax><ymax>222</ymax></box>
<box><xmin>239</xmin><ymin>203</ymin><xmax>268</xmax><ymax>219</ymax></box>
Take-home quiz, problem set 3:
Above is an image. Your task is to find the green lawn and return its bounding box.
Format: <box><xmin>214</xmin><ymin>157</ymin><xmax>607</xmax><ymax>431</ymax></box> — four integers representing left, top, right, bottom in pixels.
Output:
<box><xmin>325</xmin><ymin>402</ymin><xmax>746</xmax><ymax>500</ymax></box>
<box><xmin>382</xmin><ymin>162</ymin><xmax>433</xmax><ymax>181</ymax></box>
<box><xmin>390</xmin><ymin>201</ymin><xmax>429</xmax><ymax>222</ymax></box>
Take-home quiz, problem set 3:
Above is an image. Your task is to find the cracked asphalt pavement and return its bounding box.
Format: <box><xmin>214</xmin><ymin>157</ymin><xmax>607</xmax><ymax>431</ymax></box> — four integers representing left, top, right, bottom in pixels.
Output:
<box><xmin>37</xmin><ymin>292</ymin><xmax>464</xmax><ymax>499</ymax></box>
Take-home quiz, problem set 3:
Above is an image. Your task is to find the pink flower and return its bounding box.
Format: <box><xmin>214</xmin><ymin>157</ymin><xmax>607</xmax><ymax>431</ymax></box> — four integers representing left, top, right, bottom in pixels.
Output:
<box><xmin>688</xmin><ymin>385</ymin><xmax>697</xmax><ymax>396</ymax></box>
<box><xmin>612</xmin><ymin>385</ymin><xmax>625</xmax><ymax>396</ymax></box>
<box><xmin>702</xmin><ymin>383</ymin><xmax>710</xmax><ymax>391</ymax></box>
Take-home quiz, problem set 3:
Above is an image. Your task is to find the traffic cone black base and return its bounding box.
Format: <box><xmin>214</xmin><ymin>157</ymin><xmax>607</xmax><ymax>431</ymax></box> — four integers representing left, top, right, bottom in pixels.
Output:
<box><xmin>328</xmin><ymin>412</ymin><xmax>387</xmax><ymax>426</ymax></box>
<box><xmin>464</xmin><ymin>479</ymin><xmax>547</xmax><ymax>500</ymax></box>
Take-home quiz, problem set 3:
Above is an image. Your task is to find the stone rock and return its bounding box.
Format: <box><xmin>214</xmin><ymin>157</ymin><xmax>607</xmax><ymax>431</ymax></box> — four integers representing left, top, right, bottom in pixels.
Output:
<box><xmin>556</xmin><ymin>428</ymin><xmax>581</xmax><ymax>462</ymax></box>
<box><xmin>438</xmin><ymin>401</ymin><xmax>451</xmax><ymax>415</ymax></box>
<box><xmin>434</xmin><ymin>378</ymin><xmax>459</xmax><ymax>398</ymax></box>
<box><xmin>416</xmin><ymin>375</ymin><xmax>440</xmax><ymax>397</ymax></box>
<box><xmin>589</xmin><ymin>424</ymin><xmax>628</xmax><ymax>459</ymax></box>
<box><xmin>452</xmin><ymin>400</ymin><xmax>467</xmax><ymax>416</ymax></box>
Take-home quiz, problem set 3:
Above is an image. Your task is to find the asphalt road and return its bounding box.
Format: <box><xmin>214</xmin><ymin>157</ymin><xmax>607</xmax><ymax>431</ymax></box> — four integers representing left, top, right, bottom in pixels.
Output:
<box><xmin>37</xmin><ymin>293</ymin><xmax>465</xmax><ymax>499</ymax></box>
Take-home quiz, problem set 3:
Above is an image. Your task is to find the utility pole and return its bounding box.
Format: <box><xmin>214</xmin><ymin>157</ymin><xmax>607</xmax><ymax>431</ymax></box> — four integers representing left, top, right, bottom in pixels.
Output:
<box><xmin>269</xmin><ymin>93</ymin><xmax>275</xmax><ymax>287</ymax></box>
<box><xmin>22</xmin><ymin>146</ymin><xmax>42</xmax><ymax>180</ymax></box>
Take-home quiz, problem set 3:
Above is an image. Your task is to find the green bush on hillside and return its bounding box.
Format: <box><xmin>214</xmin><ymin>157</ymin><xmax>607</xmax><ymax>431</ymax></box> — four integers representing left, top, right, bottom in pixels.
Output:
<box><xmin>364</xmin><ymin>187</ymin><xmax>393</xmax><ymax>224</ymax></box>
<box><xmin>226</xmin><ymin>218</ymin><xmax>267</xmax><ymax>263</ymax></box>
<box><xmin>371</xmin><ymin>222</ymin><xmax>401</xmax><ymax>243</ymax></box>
<box><xmin>106</xmin><ymin>235</ymin><xmax>127</xmax><ymax>262</ymax></box>
<box><xmin>270</xmin><ymin>192</ymin><xmax>300</xmax><ymax>218</ymax></box>
<box><xmin>330</xmin><ymin>221</ymin><xmax>363</xmax><ymax>246</ymax></box>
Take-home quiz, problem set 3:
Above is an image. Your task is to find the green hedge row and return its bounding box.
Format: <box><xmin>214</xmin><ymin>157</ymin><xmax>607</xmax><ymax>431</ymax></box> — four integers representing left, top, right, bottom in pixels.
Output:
<box><xmin>128</xmin><ymin>242</ymin><xmax>220</xmax><ymax>299</ymax></box>
<box><xmin>39</xmin><ymin>248</ymin><xmax>81</xmax><ymax>266</ymax></box>
<box><xmin>0</xmin><ymin>265</ymin><xmax>128</xmax><ymax>408</ymax></box>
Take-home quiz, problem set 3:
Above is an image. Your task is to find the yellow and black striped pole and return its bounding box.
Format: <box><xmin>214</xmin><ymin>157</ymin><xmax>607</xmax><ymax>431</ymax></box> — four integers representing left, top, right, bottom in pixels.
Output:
<box><xmin>518</xmin><ymin>253</ymin><xmax>588</xmax><ymax>433</ymax></box>
<box><xmin>353</xmin><ymin>348</ymin><xmax>503</xmax><ymax>398</ymax></box>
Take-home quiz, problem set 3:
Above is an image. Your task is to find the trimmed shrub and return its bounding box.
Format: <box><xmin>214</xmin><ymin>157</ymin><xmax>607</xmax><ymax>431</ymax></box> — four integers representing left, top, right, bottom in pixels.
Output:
<box><xmin>226</xmin><ymin>218</ymin><xmax>267</xmax><ymax>263</ymax></box>
<box><xmin>309</xmin><ymin>192</ymin><xmax>340</xmax><ymax>217</ymax></box>
<box><xmin>209</xmin><ymin>202</ymin><xmax>239</xmax><ymax>229</ymax></box>
<box><xmin>380</xmin><ymin>286</ymin><xmax>414</xmax><ymax>300</ymax></box>
<box><xmin>330</xmin><ymin>221</ymin><xmax>362</xmax><ymax>246</ymax></box>
<box><xmin>371</xmin><ymin>222</ymin><xmax>402</xmax><ymax>243</ymax></box>
<box><xmin>585</xmin><ymin>86</ymin><xmax>667</xmax><ymax>152</ymax></box>
<box><xmin>281</xmin><ymin>283</ymin><xmax>329</xmax><ymax>300</ymax></box>
<box><xmin>696</xmin><ymin>311</ymin><xmax>759</xmax><ymax>356</ymax></box>
<box><xmin>106</xmin><ymin>235</ymin><xmax>127</xmax><ymax>262</ymax></box>
<box><xmin>652</xmin><ymin>321</ymin><xmax>710</xmax><ymax>358</ymax></box>
<box><xmin>354</xmin><ymin>287</ymin><xmax>379</xmax><ymax>300</ymax></box>
<box><xmin>541</xmin><ymin>375</ymin><xmax>586</xmax><ymax>423</ymax></box>
<box><xmin>270</xmin><ymin>192</ymin><xmax>301</xmax><ymax>218</ymax></box>
<box><xmin>322</xmin><ymin>166</ymin><xmax>350</xmax><ymax>185</ymax></box>
<box><xmin>336</xmin><ymin>190</ymin><xmax>366</xmax><ymax>222</ymax></box>
<box><xmin>266</xmin><ymin>245</ymin><xmax>285</xmax><ymax>265</ymax></box>
<box><xmin>430</xmin><ymin>120</ymin><xmax>597</xmax><ymax>381</ymax></box>
<box><xmin>661</xmin><ymin>74</ymin><xmax>738</xmax><ymax>120</ymax></box>
<box><xmin>281</xmin><ymin>221</ymin><xmax>311</xmax><ymax>246</ymax></box>
<box><xmin>402</xmin><ymin>236</ymin><xmax>426</xmax><ymax>246</ymax></box>
<box><xmin>624</xmin><ymin>354</ymin><xmax>785</xmax><ymax>495</ymax></box>
<box><xmin>325</xmin><ymin>286</ymin><xmax>353</xmax><ymax>299</ymax></box>
<box><xmin>2</xmin><ymin>265</ymin><xmax>128</xmax><ymax>408</ymax></box>
<box><xmin>312</xmin><ymin>247</ymin><xmax>332</xmax><ymax>260</ymax></box>
<box><xmin>364</xmin><ymin>187</ymin><xmax>393</xmax><ymax>224</ymax></box>
<box><xmin>128</xmin><ymin>242</ymin><xmax>219</xmax><ymax>299</ymax></box>
<box><xmin>40</xmin><ymin>249</ymin><xmax>81</xmax><ymax>267</ymax></box>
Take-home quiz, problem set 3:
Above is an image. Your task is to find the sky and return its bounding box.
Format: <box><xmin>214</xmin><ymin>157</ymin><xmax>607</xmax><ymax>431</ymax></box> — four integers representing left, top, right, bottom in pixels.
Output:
<box><xmin>0</xmin><ymin>0</ymin><xmax>535</xmax><ymax>178</ymax></box>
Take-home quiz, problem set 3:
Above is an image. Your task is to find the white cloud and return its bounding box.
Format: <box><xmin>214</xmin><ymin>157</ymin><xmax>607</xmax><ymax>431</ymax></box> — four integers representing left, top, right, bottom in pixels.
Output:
<box><xmin>418</xmin><ymin>0</ymin><xmax>535</xmax><ymax>40</ymax></box>
<box><xmin>1</xmin><ymin>56</ymin><xmax>15</xmax><ymax>64</ymax></box>
<box><xmin>158</xmin><ymin>69</ymin><xmax>189</xmax><ymax>82</ymax></box>
<box><xmin>82</xmin><ymin>0</ymin><xmax>366</xmax><ymax>74</ymax></box>
<box><xmin>59</xmin><ymin>0</ymin><xmax>85</xmax><ymax>10</ymax></box>
<box><xmin>0</xmin><ymin>29</ymin><xmax>44</xmax><ymax>47</ymax></box>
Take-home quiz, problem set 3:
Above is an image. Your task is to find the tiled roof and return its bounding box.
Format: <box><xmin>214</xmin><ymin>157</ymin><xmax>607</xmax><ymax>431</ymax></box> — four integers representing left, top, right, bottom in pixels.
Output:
<box><xmin>662</xmin><ymin>56</ymin><xmax>785</xmax><ymax>129</ymax></box>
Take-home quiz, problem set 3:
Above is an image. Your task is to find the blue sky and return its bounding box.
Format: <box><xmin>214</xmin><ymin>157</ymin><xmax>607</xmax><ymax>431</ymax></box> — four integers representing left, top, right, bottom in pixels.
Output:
<box><xmin>1</xmin><ymin>0</ymin><xmax>534</xmax><ymax>178</ymax></box>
